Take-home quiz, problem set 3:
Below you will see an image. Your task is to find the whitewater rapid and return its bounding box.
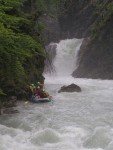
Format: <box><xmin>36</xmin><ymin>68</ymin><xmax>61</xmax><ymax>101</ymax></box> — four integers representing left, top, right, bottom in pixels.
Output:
<box><xmin>0</xmin><ymin>39</ymin><xmax>113</xmax><ymax>150</ymax></box>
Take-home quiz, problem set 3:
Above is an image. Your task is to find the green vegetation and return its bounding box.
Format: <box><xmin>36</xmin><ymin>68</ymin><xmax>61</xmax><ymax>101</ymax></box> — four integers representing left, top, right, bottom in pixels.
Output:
<box><xmin>92</xmin><ymin>1</ymin><xmax>113</xmax><ymax>37</ymax></box>
<box><xmin>0</xmin><ymin>0</ymin><xmax>46</xmax><ymax>98</ymax></box>
<box><xmin>34</xmin><ymin>0</ymin><xmax>65</xmax><ymax>15</ymax></box>
<box><xmin>0</xmin><ymin>0</ymin><xmax>66</xmax><ymax>105</ymax></box>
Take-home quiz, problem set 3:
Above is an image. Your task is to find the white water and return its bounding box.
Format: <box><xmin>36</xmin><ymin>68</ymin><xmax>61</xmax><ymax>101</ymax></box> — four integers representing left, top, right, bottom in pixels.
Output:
<box><xmin>53</xmin><ymin>39</ymin><xmax>83</xmax><ymax>76</ymax></box>
<box><xmin>0</xmin><ymin>39</ymin><xmax>113</xmax><ymax>150</ymax></box>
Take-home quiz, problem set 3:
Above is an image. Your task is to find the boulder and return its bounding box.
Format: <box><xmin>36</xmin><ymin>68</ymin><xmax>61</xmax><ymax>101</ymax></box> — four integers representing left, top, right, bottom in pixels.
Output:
<box><xmin>58</xmin><ymin>83</ymin><xmax>81</xmax><ymax>93</ymax></box>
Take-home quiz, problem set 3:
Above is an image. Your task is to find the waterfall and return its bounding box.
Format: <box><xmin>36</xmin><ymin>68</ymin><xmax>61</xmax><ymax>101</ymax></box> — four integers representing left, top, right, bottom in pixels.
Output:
<box><xmin>44</xmin><ymin>38</ymin><xmax>83</xmax><ymax>77</ymax></box>
<box><xmin>44</xmin><ymin>43</ymin><xmax>57</xmax><ymax>74</ymax></box>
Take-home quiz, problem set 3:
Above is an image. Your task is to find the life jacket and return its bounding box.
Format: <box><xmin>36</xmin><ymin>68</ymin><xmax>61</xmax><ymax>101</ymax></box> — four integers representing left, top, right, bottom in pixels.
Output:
<box><xmin>37</xmin><ymin>88</ymin><xmax>42</xmax><ymax>96</ymax></box>
<box><xmin>35</xmin><ymin>95</ymin><xmax>40</xmax><ymax>99</ymax></box>
<box><xmin>29</xmin><ymin>86</ymin><xmax>34</xmax><ymax>94</ymax></box>
<box><xmin>45</xmin><ymin>92</ymin><xmax>49</xmax><ymax>97</ymax></box>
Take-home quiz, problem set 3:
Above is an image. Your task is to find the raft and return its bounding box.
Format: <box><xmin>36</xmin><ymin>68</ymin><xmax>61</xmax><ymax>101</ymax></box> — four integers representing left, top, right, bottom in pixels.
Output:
<box><xmin>31</xmin><ymin>96</ymin><xmax>52</xmax><ymax>103</ymax></box>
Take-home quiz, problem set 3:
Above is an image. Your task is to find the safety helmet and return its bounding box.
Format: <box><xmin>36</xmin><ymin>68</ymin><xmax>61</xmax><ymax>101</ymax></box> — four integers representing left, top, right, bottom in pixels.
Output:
<box><xmin>43</xmin><ymin>89</ymin><xmax>45</xmax><ymax>92</ymax></box>
<box><xmin>33</xmin><ymin>85</ymin><xmax>36</xmax><ymax>88</ymax></box>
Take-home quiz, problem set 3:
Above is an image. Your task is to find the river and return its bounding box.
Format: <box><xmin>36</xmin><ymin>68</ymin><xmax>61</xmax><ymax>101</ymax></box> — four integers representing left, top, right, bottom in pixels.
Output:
<box><xmin>0</xmin><ymin>39</ymin><xmax>113</xmax><ymax>150</ymax></box>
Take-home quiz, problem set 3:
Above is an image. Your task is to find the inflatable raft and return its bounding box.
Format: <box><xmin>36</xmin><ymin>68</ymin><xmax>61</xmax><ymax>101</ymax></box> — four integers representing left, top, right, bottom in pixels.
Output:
<box><xmin>31</xmin><ymin>96</ymin><xmax>52</xmax><ymax>103</ymax></box>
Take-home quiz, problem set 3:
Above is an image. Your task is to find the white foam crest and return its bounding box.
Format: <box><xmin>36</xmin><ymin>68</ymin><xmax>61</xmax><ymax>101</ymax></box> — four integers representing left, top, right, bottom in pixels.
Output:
<box><xmin>104</xmin><ymin>128</ymin><xmax>113</xmax><ymax>150</ymax></box>
<box><xmin>59</xmin><ymin>126</ymin><xmax>88</xmax><ymax>148</ymax></box>
<box><xmin>0</xmin><ymin>124</ymin><xmax>37</xmax><ymax>150</ymax></box>
<box><xmin>33</xmin><ymin>126</ymin><xmax>104</xmax><ymax>150</ymax></box>
<box><xmin>31</xmin><ymin>128</ymin><xmax>60</xmax><ymax>146</ymax></box>
<box><xmin>84</xmin><ymin>126</ymin><xmax>113</xmax><ymax>149</ymax></box>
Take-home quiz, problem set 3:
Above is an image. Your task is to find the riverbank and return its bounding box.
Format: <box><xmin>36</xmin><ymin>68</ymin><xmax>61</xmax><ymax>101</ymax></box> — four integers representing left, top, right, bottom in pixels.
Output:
<box><xmin>0</xmin><ymin>97</ymin><xmax>30</xmax><ymax>115</ymax></box>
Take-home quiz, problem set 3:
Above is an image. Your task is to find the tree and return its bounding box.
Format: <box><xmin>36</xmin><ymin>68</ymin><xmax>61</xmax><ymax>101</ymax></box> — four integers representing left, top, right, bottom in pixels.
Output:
<box><xmin>0</xmin><ymin>0</ymin><xmax>45</xmax><ymax>96</ymax></box>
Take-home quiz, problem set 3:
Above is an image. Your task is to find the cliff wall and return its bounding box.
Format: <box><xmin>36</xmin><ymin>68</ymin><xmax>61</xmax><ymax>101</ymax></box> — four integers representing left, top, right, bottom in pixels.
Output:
<box><xmin>58</xmin><ymin>0</ymin><xmax>113</xmax><ymax>79</ymax></box>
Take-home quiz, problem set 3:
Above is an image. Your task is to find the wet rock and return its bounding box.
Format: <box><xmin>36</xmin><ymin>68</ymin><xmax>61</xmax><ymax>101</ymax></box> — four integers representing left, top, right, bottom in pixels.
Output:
<box><xmin>1</xmin><ymin>107</ymin><xmax>19</xmax><ymax>114</ymax></box>
<box><xmin>40</xmin><ymin>14</ymin><xmax>61</xmax><ymax>45</ymax></box>
<box><xmin>4</xmin><ymin>96</ymin><xmax>17</xmax><ymax>108</ymax></box>
<box><xmin>0</xmin><ymin>109</ymin><xmax>1</xmax><ymax>115</ymax></box>
<box><xmin>58</xmin><ymin>83</ymin><xmax>81</xmax><ymax>93</ymax></box>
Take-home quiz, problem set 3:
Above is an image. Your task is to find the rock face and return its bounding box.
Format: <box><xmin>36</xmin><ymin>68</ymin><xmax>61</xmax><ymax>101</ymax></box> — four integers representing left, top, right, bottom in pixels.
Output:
<box><xmin>72</xmin><ymin>19</ymin><xmax>113</xmax><ymax>79</ymax></box>
<box><xmin>58</xmin><ymin>0</ymin><xmax>113</xmax><ymax>79</ymax></box>
<box><xmin>0</xmin><ymin>96</ymin><xmax>18</xmax><ymax>115</ymax></box>
<box><xmin>59</xmin><ymin>0</ymin><xmax>96</xmax><ymax>38</ymax></box>
<box><xmin>58</xmin><ymin>84</ymin><xmax>81</xmax><ymax>93</ymax></box>
<box><xmin>40</xmin><ymin>15</ymin><xmax>62</xmax><ymax>45</ymax></box>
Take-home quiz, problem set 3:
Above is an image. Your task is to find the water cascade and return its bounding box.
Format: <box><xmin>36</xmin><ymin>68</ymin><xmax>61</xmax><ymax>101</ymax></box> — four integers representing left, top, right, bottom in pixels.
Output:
<box><xmin>44</xmin><ymin>38</ymin><xmax>83</xmax><ymax>77</ymax></box>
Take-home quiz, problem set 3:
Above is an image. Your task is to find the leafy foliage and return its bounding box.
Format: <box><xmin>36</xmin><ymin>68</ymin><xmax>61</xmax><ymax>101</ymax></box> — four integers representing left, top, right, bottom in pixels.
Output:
<box><xmin>0</xmin><ymin>0</ymin><xmax>46</xmax><ymax>96</ymax></box>
<box><xmin>0</xmin><ymin>89</ymin><xmax>6</xmax><ymax>96</ymax></box>
<box><xmin>30</xmin><ymin>0</ymin><xmax>66</xmax><ymax>15</ymax></box>
<box><xmin>92</xmin><ymin>1</ymin><xmax>113</xmax><ymax>37</ymax></box>
<box><xmin>0</xmin><ymin>0</ymin><xmax>66</xmax><ymax>98</ymax></box>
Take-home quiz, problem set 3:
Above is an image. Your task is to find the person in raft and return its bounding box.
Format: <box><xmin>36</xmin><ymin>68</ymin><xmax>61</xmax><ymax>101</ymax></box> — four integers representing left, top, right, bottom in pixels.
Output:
<box><xmin>29</xmin><ymin>84</ymin><xmax>36</xmax><ymax>96</ymax></box>
<box><xmin>30</xmin><ymin>82</ymin><xmax>51</xmax><ymax>99</ymax></box>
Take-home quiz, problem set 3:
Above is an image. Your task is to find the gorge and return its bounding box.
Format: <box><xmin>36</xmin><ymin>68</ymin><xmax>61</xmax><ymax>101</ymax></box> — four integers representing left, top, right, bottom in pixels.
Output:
<box><xmin>0</xmin><ymin>1</ymin><xmax>113</xmax><ymax>150</ymax></box>
<box><xmin>43</xmin><ymin>0</ymin><xmax>113</xmax><ymax>79</ymax></box>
